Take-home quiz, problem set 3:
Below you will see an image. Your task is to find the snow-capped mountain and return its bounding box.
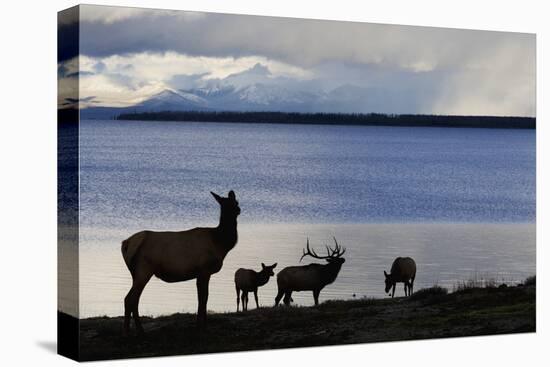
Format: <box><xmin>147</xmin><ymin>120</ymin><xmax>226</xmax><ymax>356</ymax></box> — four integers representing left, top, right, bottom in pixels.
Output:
<box><xmin>80</xmin><ymin>89</ymin><xmax>210</xmax><ymax>119</ymax></box>
<box><xmin>136</xmin><ymin>89</ymin><xmax>208</xmax><ymax>111</ymax></box>
<box><xmin>179</xmin><ymin>82</ymin><xmax>323</xmax><ymax>112</ymax></box>
<box><xmin>80</xmin><ymin>63</ymin><xmax>386</xmax><ymax>119</ymax></box>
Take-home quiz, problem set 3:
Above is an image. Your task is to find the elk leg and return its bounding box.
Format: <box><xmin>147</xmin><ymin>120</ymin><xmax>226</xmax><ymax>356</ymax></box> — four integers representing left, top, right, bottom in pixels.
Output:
<box><xmin>124</xmin><ymin>285</ymin><xmax>146</xmax><ymax>335</ymax></box>
<box><xmin>132</xmin><ymin>277</ymin><xmax>152</xmax><ymax>335</ymax></box>
<box><xmin>254</xmin><ymin>289</ymin><xmax>259</xmax><ymax>309</ymax></box>
<box><xmin>236</xmin><ymin>287</ymin><xmax>241</xmax><ymax>312</ymax></box>
<box><xmin>404</xmin><ymin>282</ymin><xmax>408</xmax><ymax>296</ymax></box>
<box><xmin>132</xmin><ymin>298</ymin><xmax>144</xmax><ymax>335</ymax></box>
<box><xmin>123</xmin><ymin>288</ymin><xmax>132</xmax><ymax>335</ymax></box>
<box><xmin>283</xmin><ymin>292</ymin><xmax>292</xmax><ymax>306</ymax></box>
<box><xmin>241</xmin><ymin>291</ymin><xmax>247</xmax><ymax>311</ymax></box>
<box><xmin>313</xmin><ymin>289</ymin><xmax>320</xmax><ymax>306</ymax></box>
<box><xmin>410</xmin><ymin>279</ymin><xmax>415</xmax><ymax>295</ymax></box>
<box><xmin>197</xmin><ymin>275</ymin><xmax>210</xmax><ymax>327</ymax></box>
<box><xmin>391</xmin><ymin>284</ymin><xmax>396</xmax><ymax>298</ymax></box>
<box><xmin>124</xmin><ymin>268</ymin><xmax>152</xmax><ymax>335</ymax></box>
<box><xmin>275</xmin><ymin>289</ymin><xmax>284</xmax><ymax>306</ymax></box>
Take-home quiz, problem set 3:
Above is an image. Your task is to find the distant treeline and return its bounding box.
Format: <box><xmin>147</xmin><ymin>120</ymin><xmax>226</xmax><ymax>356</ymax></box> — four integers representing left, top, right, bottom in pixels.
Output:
<box><xmin>116</xmin><ymin>111</ymin><xmax>535</xmax><ymax>129</ymax></box>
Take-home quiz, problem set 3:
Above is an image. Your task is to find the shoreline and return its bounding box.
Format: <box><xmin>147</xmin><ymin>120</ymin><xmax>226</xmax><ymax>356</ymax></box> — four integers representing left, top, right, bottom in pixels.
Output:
<box><xmin>77</xmin><ymin>222</ymin><xmax>535</xmax><ymax>318</ymax></box>
<box><xmin>110</xmin><ymin>111</ymin><xmax>536</xmax><ymax>129</ymax></box>
<box><xmin>73</xmin><ymin>283</ymin><xmax>535</xmax><ymax>361</ymax></box>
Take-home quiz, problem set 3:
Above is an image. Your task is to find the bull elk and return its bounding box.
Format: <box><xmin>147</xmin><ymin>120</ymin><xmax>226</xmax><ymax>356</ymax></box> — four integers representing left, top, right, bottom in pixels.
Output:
<box><xmin>234</xmin><ymin>262</ymin><xmax>277</xmax><ymax>311</ymax></box>
<box><xmin>121</xmin><ymin>190</ymin><xmax>240</xmax><ymax>335</ymax></box>
<box><xmin>384</xmin><ymin>257</ymin><xmax>417</xmax><ymax>298</ymax></box>
<box><xmin>275</xmin><ymin>238</ymin><xmax>346</xmax><ymax>306</ymax></box>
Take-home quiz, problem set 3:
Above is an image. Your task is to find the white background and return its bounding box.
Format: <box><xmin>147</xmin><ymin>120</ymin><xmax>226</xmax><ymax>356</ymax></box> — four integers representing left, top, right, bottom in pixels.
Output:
<box><xmin>0</xmin><ymin>0</ymin><xmax>547</xmax><ymax>365</ymax></box>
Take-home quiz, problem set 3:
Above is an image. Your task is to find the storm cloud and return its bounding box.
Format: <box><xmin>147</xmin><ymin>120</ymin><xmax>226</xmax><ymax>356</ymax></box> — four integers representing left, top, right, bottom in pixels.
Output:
<box><xmin>59</xmin><ymin>4</ymin><xmax>536</xmax><ymax>116</ymax></box>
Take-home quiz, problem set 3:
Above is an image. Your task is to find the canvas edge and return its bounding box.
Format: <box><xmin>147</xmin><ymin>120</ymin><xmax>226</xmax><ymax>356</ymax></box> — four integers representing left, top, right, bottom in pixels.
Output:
<box><xmin>58</xmin><ymin>4</ymin><xmax>81</xmax><ymax>362</ymax></box>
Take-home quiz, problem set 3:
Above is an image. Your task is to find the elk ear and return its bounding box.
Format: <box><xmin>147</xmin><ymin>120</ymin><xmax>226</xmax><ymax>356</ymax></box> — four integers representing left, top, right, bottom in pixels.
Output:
<box><xmin>261</xmin><ymin>262</ymin><xmax>266</xmax><ymax>269</ymax></box>
<box><xmin>384</xmin><ymin>270</ymin><xmax>388</xmax><ymax>278</ymax></box>
<box><xmin>228</xmin><ymin>190</ymin><xmax>236</xmax><ymax>200</ymax></box>
<box><xmin>211</xmin><ymin>191</ymin><xmax>222</xmax><ymax>204</ymax></box>
<box><xmin>272</xmin><ymin>263</ymin><xmax>277</xmax><ymax>269</ymax></box>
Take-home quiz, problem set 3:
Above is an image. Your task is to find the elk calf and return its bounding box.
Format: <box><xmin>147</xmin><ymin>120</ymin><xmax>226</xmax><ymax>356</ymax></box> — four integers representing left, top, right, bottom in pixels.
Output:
<box><xmin>384</xmin><ymin>257</ymin><xmax>417</xmax><ymax>298</ymax></box>
<box><xmin>235</xmin><ymin>263</ymin><xmax>277</xmax><ymax>311</ymax></box>
<box><xmin>275</xmin><ymin>238</ymin><xmax>345</xmax><ymax>307</ymax></box>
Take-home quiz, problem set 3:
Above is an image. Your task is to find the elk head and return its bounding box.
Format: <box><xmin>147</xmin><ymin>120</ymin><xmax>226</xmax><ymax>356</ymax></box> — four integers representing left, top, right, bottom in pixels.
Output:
<box><xmin>300</xmin><ymin>237</ymin><xmax>346</xmax><ymax>265</ymax></box>
<box><xmin>261</xmin><ymin>262</ymin><xmax>277</xmax><ymax>276</ymax></box>
<box><xmin>211</xmin><ymin>190</ymin><xmax>241</xmax><ymax>217</ymax></box>
<box><xmin>383</xmin><ymin>271</ymin><xmax>393</xmax><ymax>293</ymax></box>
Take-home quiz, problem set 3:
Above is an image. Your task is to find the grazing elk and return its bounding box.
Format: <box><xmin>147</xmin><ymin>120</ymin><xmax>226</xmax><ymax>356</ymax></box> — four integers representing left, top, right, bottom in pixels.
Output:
<box><xmin>275</xmin><ymin>238</ymin><xmax>346</xmax><ymax>306</ymax></box>
<box><xmin>384</xmin><ymin>257</ymin><xmax>417</xmax><ymax>298</ymax></box>
<box><xmin>121</xmin><ymin>190</ymin><xmax>240</xmax><ymax>335</ymax></box>
<box><xmin>234</xmin><ymin>263</ymin><xmax>277</xmax><ymax>311</ymax></box>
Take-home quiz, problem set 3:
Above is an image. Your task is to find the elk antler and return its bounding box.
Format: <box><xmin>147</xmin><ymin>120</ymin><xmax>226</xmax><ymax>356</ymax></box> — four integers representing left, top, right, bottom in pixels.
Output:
<box><xmin>332</xmin><ymin>237</ymin><xmax>346</xmax><ymax>257</ymax></box>
<box><xmin>300</xmin><ymin>237</ymin><xmax>346</xmax><ymax>261</ymax></box>
<box><xmin>300</xmin><ymin>238</ymin><xmax>320</xmax><ymax>261</ymax></box>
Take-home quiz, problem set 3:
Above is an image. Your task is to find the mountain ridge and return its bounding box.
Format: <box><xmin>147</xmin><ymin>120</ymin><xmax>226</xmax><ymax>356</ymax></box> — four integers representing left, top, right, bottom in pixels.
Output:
<box><xmin>80</xmin><ymin>81</ymin><xmax>382</xmax><ymax>119</ymax></box>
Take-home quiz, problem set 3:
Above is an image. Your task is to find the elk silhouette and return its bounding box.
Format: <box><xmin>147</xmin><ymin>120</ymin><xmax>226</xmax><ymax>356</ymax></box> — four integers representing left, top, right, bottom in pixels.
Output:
<box><xmin>121</xmin><ymin>190</ymin><xmax>240</xmax><ymax>335</ymax></box>
<box><xmin>275</xmin><ymin>238</ymin><xmax>346</xmax><ymax>306</ymax></box>
<box><xmin>234</xmin><ymin>262</ymin><xmax>277</xmax><ymax>311</ymax></box>
<box><xmin>384</xmin><ymin>257</ymin><xmax>417</xmax><ymax>297</ymax></box>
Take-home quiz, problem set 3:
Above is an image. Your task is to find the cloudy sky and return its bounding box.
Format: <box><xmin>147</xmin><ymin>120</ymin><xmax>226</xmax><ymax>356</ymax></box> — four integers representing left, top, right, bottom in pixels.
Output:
<box><xmin>58</xmin><ymin>5</ymin><xmax>535</xmax><ymax>116</ymax></box>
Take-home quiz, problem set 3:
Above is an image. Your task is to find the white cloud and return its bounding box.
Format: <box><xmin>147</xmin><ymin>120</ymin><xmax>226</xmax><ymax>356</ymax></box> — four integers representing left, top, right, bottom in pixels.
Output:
<box><xmin>78</xmin><ymin>52</ymin><xmax>311</xmax><ymax>81</ymax></box>
<box><xmin>70</xmin><ymin>53</ymin><xmax>313</xmax><ymax>107</ymax></box>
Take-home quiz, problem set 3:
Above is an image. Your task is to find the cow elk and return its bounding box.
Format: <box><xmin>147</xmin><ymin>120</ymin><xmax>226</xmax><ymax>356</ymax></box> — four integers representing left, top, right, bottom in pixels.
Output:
<box><xmin>234</xmin><ymin>263</ymin><xmax>277</xmax><ymax>311</ymax></box>
<box><xmin>275</xmin><ymin>238</ymin><xmax>346</xmax><ymax>306</ymax></box>
<box><xmin>384</xmin><ymin>257</ymin><xmax>417</xmax><ymax>298</ymax></box>
<box><xmin>121</xmin><ymin>190</ymin><xmax>240</xmax><ymax>335</ymax></box>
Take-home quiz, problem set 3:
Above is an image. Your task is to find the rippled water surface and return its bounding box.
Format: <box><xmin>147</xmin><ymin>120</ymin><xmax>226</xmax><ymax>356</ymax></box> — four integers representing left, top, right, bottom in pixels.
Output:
<box><xmin>77</xmin><ymin>120</ymin><xmax>535</xmax><ymax>317</ymax></box>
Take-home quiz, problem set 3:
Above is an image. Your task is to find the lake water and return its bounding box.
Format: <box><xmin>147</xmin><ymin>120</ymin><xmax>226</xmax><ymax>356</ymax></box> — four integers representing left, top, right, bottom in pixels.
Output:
<box><xmin>76</xmin><ymin>120</ymin><xmax>535</xmax><ymax>317</ymax></box>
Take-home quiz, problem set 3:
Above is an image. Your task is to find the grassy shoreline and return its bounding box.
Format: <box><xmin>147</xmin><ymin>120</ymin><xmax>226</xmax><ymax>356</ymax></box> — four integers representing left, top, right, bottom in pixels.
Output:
<box><xmin>75</xmin><ymin>283</ymin><xmax>535</xmax><ymax>361</ymax></box>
